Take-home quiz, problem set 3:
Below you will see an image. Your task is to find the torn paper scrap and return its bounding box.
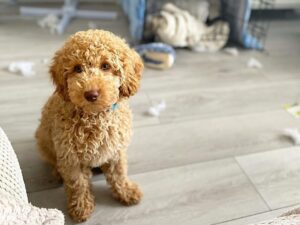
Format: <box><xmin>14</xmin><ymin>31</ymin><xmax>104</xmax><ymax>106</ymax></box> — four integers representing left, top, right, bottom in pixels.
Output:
<box><xmin>147</xmin><ymin>101</ymin><xmax>166</xmax><ymax>117</ymax></box>
<box><xmin>38</xmin><ymin>14</ymin><xmax>59</xmax><ymax>34</ymax></box>
<box><xmin>88</xmin><ymin>21</ymin><xmax>98</xmax><ymax>29</ymax></box>
<box><xmin>283</xmin><ymin>128</ymin><xmax>300</xmax><ymax>145</ymax></box>
<box><xmin>41</xmin><ymin>58</ymin><xmax>50</xmax><ymax>64</ymax></box>
<box><xmin>223</xmin><ymin>47</ymin><xmax>239</xmax><ymax>56</ymax></box>
<box><xmin>8</xmin><ymin>61</ymin><xmax>35</xmax><ymax>77</ymax></box>
<box><xmin>247</xmin><ymin>57</ymin><xmax>263</xmax><ymax>69</ymax></box>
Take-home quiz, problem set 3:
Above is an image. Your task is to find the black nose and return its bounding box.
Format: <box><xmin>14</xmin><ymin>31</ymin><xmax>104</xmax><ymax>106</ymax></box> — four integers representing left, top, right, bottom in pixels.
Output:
<box><xmin>84</xmin><ymin>90</ymin><xmax>99</xmax><ymax>102</ymax></box>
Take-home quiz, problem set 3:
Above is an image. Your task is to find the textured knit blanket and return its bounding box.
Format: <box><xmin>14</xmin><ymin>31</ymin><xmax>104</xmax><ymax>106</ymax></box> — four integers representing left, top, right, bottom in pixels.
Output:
<box><xmin>0</xmin><ymin>192</ymin><xmax>64</xmax><ymax>225</ymax></box>
<box><xmin>0</xmin><ymin>127</ymin><xmax>64</xmax><ymax>225</ymax></box>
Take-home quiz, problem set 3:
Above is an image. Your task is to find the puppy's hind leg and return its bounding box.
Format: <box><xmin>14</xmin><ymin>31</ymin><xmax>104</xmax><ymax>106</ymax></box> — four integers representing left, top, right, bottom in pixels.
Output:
<box><xmin>35</xmin><ymin>127</ymin><xmax>62</xmax><ymax>182</ymax></box>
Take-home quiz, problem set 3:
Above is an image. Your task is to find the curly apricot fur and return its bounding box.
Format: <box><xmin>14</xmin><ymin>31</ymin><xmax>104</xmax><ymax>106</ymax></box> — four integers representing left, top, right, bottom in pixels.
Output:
<box><xmin>35</xmin><ymin>30</ymin><xmax>143</xmax><ymax>222</ymax></box>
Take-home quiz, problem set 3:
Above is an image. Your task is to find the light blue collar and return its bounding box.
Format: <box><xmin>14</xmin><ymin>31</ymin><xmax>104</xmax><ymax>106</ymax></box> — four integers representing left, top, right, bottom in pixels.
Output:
<box><xmin>111</xmin><ymin>103</ymin><xmax>118</xmax><ymax>111</ymax></box>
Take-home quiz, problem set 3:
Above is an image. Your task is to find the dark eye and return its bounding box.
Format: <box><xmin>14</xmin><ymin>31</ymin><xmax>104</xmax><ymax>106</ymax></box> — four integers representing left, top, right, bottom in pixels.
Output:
<box><xmin>74</xmin><ymin>65</ymin><xmax>82</xmax><ymax>73</ymax></box>
<box><xmin>100</xmin><ymin>62</ymin><xmax>110</xmax><ymax>71</ymax></box>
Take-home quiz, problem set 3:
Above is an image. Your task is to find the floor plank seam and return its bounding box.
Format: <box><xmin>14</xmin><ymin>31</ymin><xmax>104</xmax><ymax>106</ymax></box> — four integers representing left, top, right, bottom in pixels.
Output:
<box><xmin>156</xmin><ymin>108</ymin><xmax>292</xmax><ymax>126</ymax></box>
<box><xmin>142</xmin><ymin>75</ymin><xmax>300</xmax><ymax>92</ymax></box>
<box><xmin>24</xmin><ymin>156</ymin><xmax>265</xmax><ymax>194</ymax></box>
<box><xmin>233</xmin><ymin>157</ymin><xmax>272</xmax><ymax>211</ymax></box>
<box><xmin>235</xmin><ymin>144</ymin><xmax>300</xmax><ymax>159</ymax></box>
<box><xmin>211</xmin><ymin>210</ymin><xmax>271</xmax><ymax>225</ymax></box>
<box><xmin>270</xmin><ymin>202</ymin><xmax>300</xmax><ymax>213</ymax></box>
<box><xmin>211</xmin><ymin>202</ymin><xmax>300</xmax><ymax>225</ymax></box>
<box><xmin>25</xmin><ymin>157</ymin><xmax>240</xmax><ymax>194</ymax></box>
<box><xmin>22</xmin><ymin>143</ymin><xmax>300</xmax><ymax>194</ymax></box>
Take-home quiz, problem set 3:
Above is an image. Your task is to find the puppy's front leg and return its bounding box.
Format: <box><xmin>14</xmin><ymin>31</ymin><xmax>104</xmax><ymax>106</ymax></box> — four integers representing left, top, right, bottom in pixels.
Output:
<box><xmin>57</xmin><ymin>161</ymin><xmax>95</xmax><ymax>222</ymax></box>
<box><xmin>101</xmin><ymin>150</ymin><xmax>143</xmax><ymax>205</ymax></box>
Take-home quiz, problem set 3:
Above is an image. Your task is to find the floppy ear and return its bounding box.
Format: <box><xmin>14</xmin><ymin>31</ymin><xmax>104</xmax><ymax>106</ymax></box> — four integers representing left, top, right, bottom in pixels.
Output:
<box><xmin>119</xmin><ymin>49</ymin><xmax>143</xmax><ymax>97</ymax></box>
<box><xmin>49</xmin><ymin>50</ymin><xmax>69</xmax><ymax>100</ymax></box>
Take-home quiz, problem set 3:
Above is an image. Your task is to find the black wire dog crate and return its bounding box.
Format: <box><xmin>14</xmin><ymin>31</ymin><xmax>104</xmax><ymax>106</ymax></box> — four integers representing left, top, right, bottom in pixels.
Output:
<box><xmin>144</xmin><ymin>0</ymin><xmax>275</xmax><ymax>50</ymax></box>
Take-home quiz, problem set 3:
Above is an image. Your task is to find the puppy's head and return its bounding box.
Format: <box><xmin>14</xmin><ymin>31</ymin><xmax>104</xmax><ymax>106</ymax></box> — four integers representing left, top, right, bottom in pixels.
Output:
<box><xmin>50</xmin><ymin>30</ymin><xmax>143</xmax><ymax>112</ymax></box>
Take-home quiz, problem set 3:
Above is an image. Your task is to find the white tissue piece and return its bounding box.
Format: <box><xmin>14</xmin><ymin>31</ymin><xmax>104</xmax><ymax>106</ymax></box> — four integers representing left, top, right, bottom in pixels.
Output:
<box><xmin>224</xmin><ymin>47</ymin><xmax>239</xmax><ymax>56</ymax></box>
<box><xmin>283</xmin><ymin>128</ymin><xmax>300</xmax><ymax>145</ymax></box>
<box><xmin>8</xmin><ymin>61</ymin><xmax>36</xmax><ymax>77</ymax></box>
<box><xmin>88</xmin><ymin>21</ymin><xmax>98</xmax><ymax>29</ymax></box>
<box><xmin>147</xmin><ymin>101</ymin><xmax>166</xmax><ymax>117</ymax></box>
<box><xmin>247</xmin><ymin>57</ymin><xmax>263</xmax><ymax>69</ymax></box>
<box><xmin>38</xmin><ymin>14</ymin><xmax>59</xmax><ymax>34</ymax></box>
<box><xmin>41</xmin><ymin>58</ymin><xmax>50</xmax><ymax>64</ymax></box>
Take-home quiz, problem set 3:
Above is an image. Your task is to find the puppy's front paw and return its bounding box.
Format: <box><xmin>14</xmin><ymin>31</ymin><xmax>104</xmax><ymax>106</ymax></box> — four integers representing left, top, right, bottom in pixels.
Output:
<box><xmin>113</xmin><ymin>181</ymin><xmax>143</xmax><ymax>205</ymax></box>
<box><xmin>68</xmin><ymin>193</ymin><xmax>95</xmax><ymax>222</ymax></box>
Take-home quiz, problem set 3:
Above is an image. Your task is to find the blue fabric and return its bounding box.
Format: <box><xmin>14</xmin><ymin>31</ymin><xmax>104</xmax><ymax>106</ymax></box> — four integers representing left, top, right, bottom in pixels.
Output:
<box><xmin>142</xmin><ymin>55</ymin><xmax>164</xmax><ymax>65</ymax></box>
<box><xmin>221</xmin><ymin>0</ymin><xmax>263</xmax><ymax>49</ymax></box>
<box><xmin>134</xmin><ymin>43</ymin><xmax>176</xmax><ymax>58</ymax></box>
<box><xmin>120</xmin><ymin>0</ymin><xmax>146</xmax><ymax>43</ymax></box>
<box><xmin>111</xmin><ymin>103</ymin><xmax>118</xmax><ymax>111</ymax></box>
<box><xmin>134</xmin><ymin>42</ymin><xmax>176</xmax><ymax>68</ymax></box>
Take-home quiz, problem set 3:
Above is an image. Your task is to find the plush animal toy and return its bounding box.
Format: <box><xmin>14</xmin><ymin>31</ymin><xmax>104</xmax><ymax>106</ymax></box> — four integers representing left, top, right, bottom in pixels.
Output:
<box><xmin>150</xmin><ymin>3</ymin><xmax>229</xmax><ymax>52</ymax></box>
<box><xmin>134</xmin><ymin>42</ymin><xmax>176</xmax><ymax>70</ymax></box>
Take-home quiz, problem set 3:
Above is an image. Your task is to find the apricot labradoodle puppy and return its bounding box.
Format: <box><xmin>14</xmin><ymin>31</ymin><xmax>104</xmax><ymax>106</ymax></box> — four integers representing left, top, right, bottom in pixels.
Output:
<box><xmin>35</xmin><ymin>30</ymin><xmax>143</xmax><ymax>222</ymax></box>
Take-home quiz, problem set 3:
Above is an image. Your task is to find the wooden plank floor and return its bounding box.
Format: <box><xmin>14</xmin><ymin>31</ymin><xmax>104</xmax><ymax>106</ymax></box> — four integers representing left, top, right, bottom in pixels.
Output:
<box><xmin>1</xmin><ymin>3</ymin><xmax>300</xmax><ymax>225</ymax></box>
